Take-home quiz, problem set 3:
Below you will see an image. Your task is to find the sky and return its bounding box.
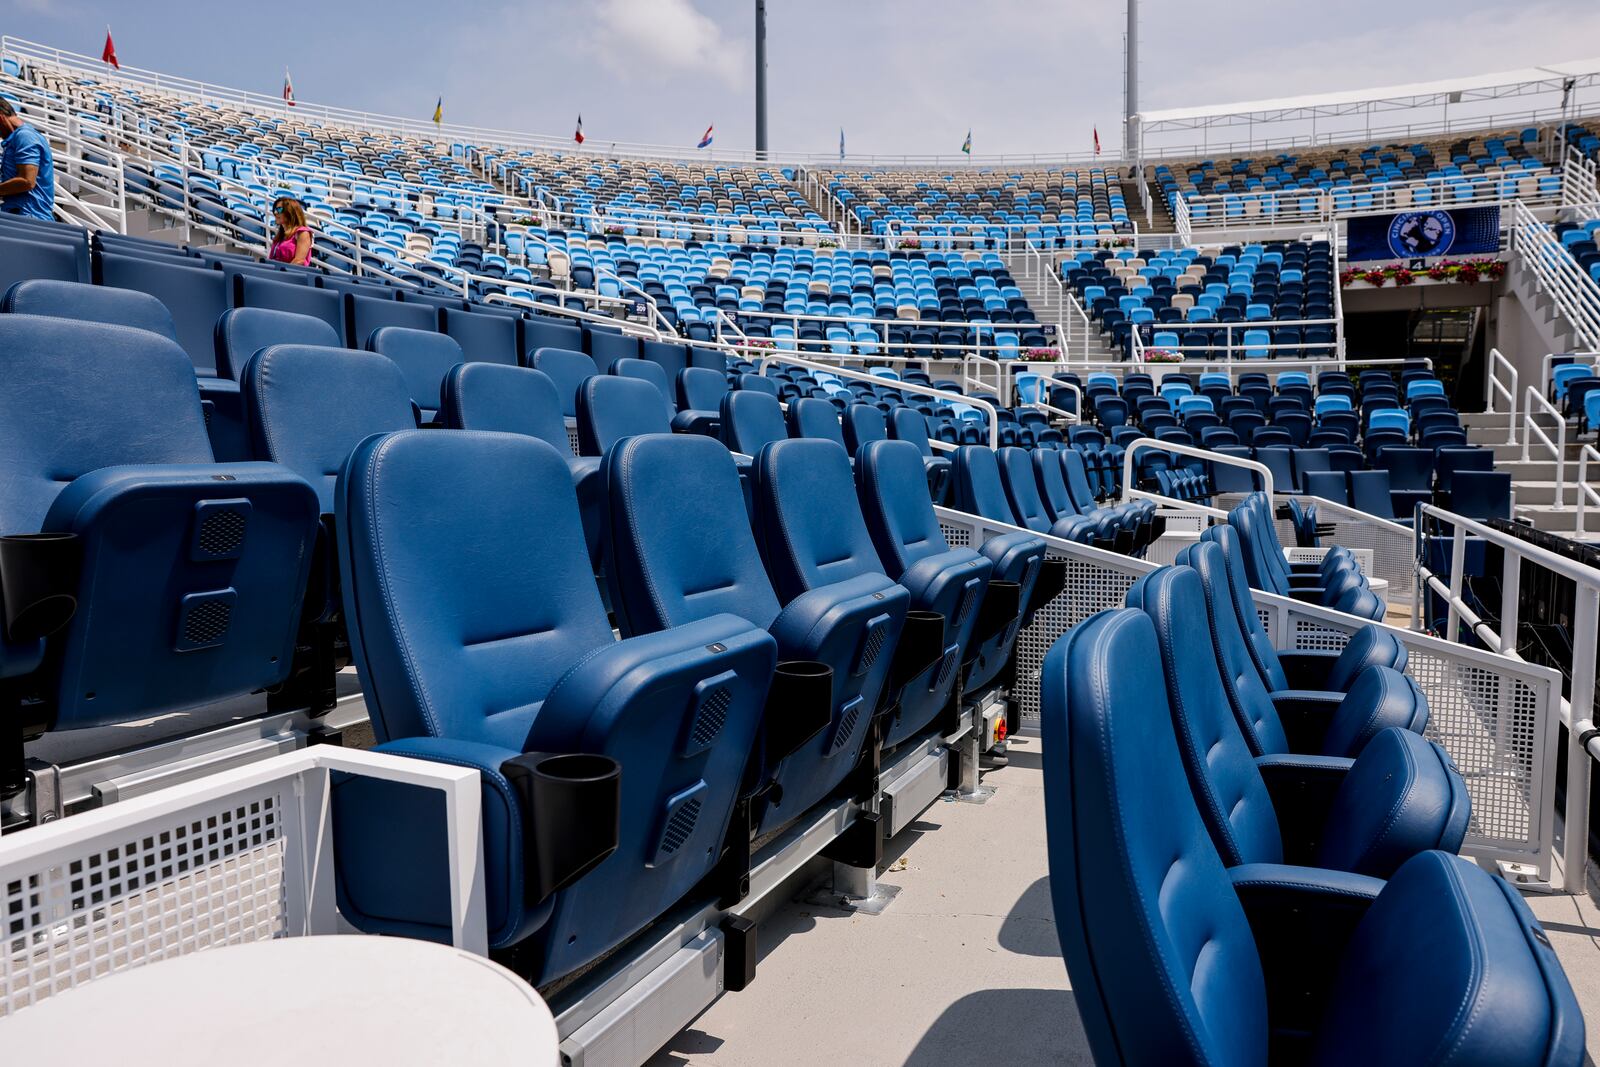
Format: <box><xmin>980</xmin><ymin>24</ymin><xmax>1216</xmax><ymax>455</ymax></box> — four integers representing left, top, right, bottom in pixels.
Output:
<box><xmin>5</xmin><ymin>0</ymin><xmax>1600</xmax><ymax>158</ymax></box>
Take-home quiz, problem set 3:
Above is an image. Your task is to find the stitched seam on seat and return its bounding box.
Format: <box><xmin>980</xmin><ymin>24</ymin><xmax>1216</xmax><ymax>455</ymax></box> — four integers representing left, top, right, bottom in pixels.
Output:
<box><xmin>1354</xmin><ymin>733</ymin><xmax>1420</xmax><ymax>870</ymax></box>
<box><xmin>363</xmin><ymin>435</ymin><xmax>438</xmax><ymax>738</ymax></box>
<box><xmin>1433</xmin><ymin>859</ymin><xmax>1489</xmax><ymax>1063</ymax></box>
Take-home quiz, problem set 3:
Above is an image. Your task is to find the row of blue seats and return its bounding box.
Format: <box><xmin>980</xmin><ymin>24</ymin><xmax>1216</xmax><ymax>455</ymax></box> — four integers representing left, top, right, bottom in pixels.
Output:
<box><xmin>1043</xmin><ymin>527</ymin><xmax>1582</xmax><ymax>1063</ymax></box>
<box><xmin>1227</xmin><ymin>494</ymin><xmax>1385</xmax><ymax>619</ymax></box>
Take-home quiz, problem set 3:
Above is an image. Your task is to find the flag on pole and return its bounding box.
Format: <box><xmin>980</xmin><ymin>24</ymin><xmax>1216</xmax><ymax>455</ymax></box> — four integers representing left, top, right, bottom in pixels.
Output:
<box><xmin>101</xmin><ymin>28</ymin><xmax>119</xmax><ymax>70</ymax></box>
<box><xmin>1093</xmin><ymin>126</ymin><xmax>1101</xmax><ymax>156</ymax></box>
<box><xmin>961</xmin><ymin>129</ymin><xmax>972</xmax><ymax>156</ymax></box>
<box><xmin>697</xmin><ymin>124</ymin><xmax>714</xmax><ymax>149</ymax></box>
<box><xmin>432</xmin><ymin>96</ymin><xmax>442</xmax><ymax>126</ymax></box>
<box><xmin>574</xmin><ymin>114</ymin><xmax>585</xmax><ymax>144</ymax></box>
<box><xmin>283</xmin><ymin>70</ymin><xmax>295</xmax><ymax>107</ymax></box>
<box><xmin>839</xmin><ymin>128</ymin><xmax>845</xmax><ymax>161</ymax></box>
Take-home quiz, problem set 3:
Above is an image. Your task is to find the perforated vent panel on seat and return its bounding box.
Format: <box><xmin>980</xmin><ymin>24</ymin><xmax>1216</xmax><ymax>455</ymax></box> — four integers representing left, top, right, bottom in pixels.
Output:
<box><xmin>649</xmin><ymin>779</ymin><xmax>709</xmax><ymax>867</ymax></box>
<box><xmin>175</xmin><ymin>588</ymin><xmax>238</xmax><ymax>652</ymax></box>
<box><xmin>682</xmin><ymin>671</ymin><xmax>737</xmax><ymax>757</ymax></box>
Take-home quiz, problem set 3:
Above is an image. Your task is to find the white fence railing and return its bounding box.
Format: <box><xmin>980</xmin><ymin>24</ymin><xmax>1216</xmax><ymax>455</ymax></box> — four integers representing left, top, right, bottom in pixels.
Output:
<box><xmin>1129</xmin><ymin>316</ymin><xmax>1343</xmax><ymax>363</ymax></box>
<box><xmin>1487</xmin><ymin>347</ymin><xmax>1520</xmax><ymax>445</ymax></box>
<box><xmin>1522</xmin><ymin>385</ymin><xmax>1569</xmax><ymax>505</ymax></box>
<box><xmin>1577</xmin><ymin>445</ymin><xmax>1600</xmax><ymax>537</ymax></box>
<box><xmin>1510</xmin><ymin>198</ymin><xmax>1600</xmax><ymax>352</ymax></box>
<box><xmin>1561</xmin><ymin>145</ymin><xmax>1600</xmax><ymax>217</ymax></box>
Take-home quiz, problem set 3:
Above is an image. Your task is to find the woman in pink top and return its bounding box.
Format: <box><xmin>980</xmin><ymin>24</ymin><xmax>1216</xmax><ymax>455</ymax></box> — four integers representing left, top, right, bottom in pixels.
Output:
<box><xmin>269</xmin><ymin>197</ymin><xmax>314</xmax><ymax>266</ymax></box>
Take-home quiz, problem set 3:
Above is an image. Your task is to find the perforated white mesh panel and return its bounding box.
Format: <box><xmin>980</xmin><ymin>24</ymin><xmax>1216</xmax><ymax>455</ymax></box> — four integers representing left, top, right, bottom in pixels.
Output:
<box><xmin>1</xmin><ymin>786</ymin><xmax>288</xmax><ymax>1017</ymax></box>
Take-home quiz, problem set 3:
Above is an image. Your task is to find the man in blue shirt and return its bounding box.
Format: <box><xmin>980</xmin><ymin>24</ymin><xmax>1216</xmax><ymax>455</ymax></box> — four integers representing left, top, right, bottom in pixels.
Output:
<box><xmin>0</xmin><ymin>98</ymin><xmax>56</xmax><ymax>221</ymax></box>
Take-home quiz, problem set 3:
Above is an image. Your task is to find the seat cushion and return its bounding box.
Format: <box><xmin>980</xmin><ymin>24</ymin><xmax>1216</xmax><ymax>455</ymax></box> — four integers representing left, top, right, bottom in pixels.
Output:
<box><xmin>1316</xmin><ymin>727</ymin><xmax>1470</xmax><ymax>879</ymax></box>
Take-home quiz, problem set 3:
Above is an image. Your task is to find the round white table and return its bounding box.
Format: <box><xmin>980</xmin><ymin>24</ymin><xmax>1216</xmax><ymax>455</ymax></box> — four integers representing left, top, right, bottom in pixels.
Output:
<box><xmin>1</xmin><ymin>936</ymin><xmax>560</xmax><ymax>1066</ymax></box>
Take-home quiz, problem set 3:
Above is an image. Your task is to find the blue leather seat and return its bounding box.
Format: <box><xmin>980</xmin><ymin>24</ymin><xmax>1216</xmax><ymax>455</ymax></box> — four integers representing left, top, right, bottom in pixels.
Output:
<box><xmin>96</xmin><ymin>252</ymin><xmax>228</xmax><ymax>376</ymax></box>
<box><xmin>441</xmin><ymin>363</ymin><xmax>603</xmax><ymax>570</ymax></box>
<box><xmin>606</xmin><ymin>433</ymin><xmax>910</xmax><ymax>837</ymax></box>
<box><xmin>1127</xmin><ymin>565</ymin><xmax>1468</xmax><ymax>878</ymax></box>
<box><xmin>674</xmin><ymin>366</ymin><xmax>728</xmax><ymax>437</ymax></box>
<box><xmin>345</xmin><ymin>292</ymin><xmax>437</xmax><ymax>348</ymax></box>
<box><xmin>3</xmin><ymin>277</ymin><xmax>172</xmax><ymax>337</ymax></box>
<box><xmin>584</xmin><ymin>325</ymin><xmax>640</xmax><ymax>373</ymax></box>
<box><xmin>523</xmin><ymin>315</ymin><xmax>582</xmax><ymax>359</ymax></box>
<box><xmin>1196</xmin><ymin>524</ymin><xmax>1408</xmax><ymax>695</ymax></box>
<box><xmin>721</xmin><ymin>389</ymin><xmax>789</xmax><ymax>456</ymax></box>
<box><xmin>1029</xmin><ymin>448</ymin><xmax>1099</xmax><ymax>544</ymax></box>
<box><xmin>530</xmin><ymin>346</ymin><xmax>599</xmax><ymax>418</ymax></box>
<box><xmin>577</xmin><ymin>374</ymin><xmax>671</xmax><ymax>456</ymax></box>
<box><xmin>1175</xmin><ymin>540</ymin><xmax>1427</xmax><ymax>758</ymax></box>
<box><xmin>612</xmin><ymin>357</ymin><xmax>677</xmax><ymax>422</ymax></box>
<box><xmin>0</xmin><ymin>316</ymin><xmax>318</xmax><ymax>754</ymax></box>
<box><xmin>1042</xmin><ymin>605</ymin><xmax>1583</xmax><ymax>1066</ymax></box>
<box><xmin>441</xmin><ymin>307</ymin><xmax>519</xmax><ymax>366</ymax></box>
<box><xmin>235</xmin><ymin>275</ymin><xmax>344</xmax><ymax>339</ymax></box>
<box><xmin>787</xmin><ymin>396</ymin><xmax>847</xmax><ymax>447</ymax></box>
<box><xmin>214</xmin><ymin>307</ymin><xmax>341</xmax><ymax>381</ymax></box>
<box><xmin>843</xmin><ymin>403</ymin><xmax>889</xmax><ymax>456</ymax></box>
<box><xmin>1231</xmin><ymin>494</ymin><xmax>1383</xmax><ymax>620</ymax></box>
<box><xmin>369</xmin><ymin>326</ymin><xmax>469</xmax><ymax>425</ymax></box>
<box><xmin>855</xmin><ymin>440</ymin><xmax>994</xmax><ymax>747</ymax></box>
<box><xmin>888</xmin><ymin>408</ymin><xmax>952</xmax><ymax>504</ymax></box>
<box><xmin>0</xmin><ymin>234</ymin><xmax>87</xmax><ymax>292</ymax></box>
<box><xmin>334</xmin><ymin>429</ymin><xmax>773</xmax><ymax>984</ymax></box>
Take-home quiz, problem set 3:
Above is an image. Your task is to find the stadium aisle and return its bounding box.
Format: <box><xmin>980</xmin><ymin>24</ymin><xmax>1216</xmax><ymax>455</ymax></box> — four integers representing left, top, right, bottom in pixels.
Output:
<box><xmin>646</xmin><ymin>735</ymin><xmax>1093</xmax><ymax>1066</ymax></box>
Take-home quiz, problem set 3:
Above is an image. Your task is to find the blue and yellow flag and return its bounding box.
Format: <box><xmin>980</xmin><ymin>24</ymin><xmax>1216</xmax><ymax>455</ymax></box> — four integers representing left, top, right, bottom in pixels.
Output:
<box><xmin>961</xmin><ymin>129</ymin><xmax>971</xmax><ymax>155</ymax></box>
<box><xmin>432</xmin><ymin>96</ymin><xmax>443</xmax><ymax>126</ymax></box>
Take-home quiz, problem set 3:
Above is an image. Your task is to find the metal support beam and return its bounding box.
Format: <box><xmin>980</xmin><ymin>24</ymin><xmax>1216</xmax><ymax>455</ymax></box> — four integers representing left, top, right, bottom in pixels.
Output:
<box><xmin>754</xmin><ymin>0</ymin><xmax>768</xmax><ymax>160</ymax></box>
<box><xmin>1123</xmin><ymin>0</ymin><xmax>1139</xmax><ymax>159</ymax></box>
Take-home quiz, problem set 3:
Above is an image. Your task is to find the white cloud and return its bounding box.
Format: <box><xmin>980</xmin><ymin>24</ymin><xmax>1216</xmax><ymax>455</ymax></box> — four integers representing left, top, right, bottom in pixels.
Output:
<box><xmin>586</xmin><ymin>0</ymin><xmax>743</xmax><ymax>89</ymax></box>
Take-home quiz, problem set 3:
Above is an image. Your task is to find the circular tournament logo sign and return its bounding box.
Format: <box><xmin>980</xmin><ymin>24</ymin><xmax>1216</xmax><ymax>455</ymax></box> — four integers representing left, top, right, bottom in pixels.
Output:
<box><xmin>1388</xmin><ymin>211</ymin><xmax>1455</xmax><ymax>258</ymax></box>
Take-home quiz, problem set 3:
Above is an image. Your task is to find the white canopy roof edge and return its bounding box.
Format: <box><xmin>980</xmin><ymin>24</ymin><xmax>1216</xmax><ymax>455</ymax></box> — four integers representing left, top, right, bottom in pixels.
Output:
<box><xmin>1138</xmin><ymin>58</ymin><xmax>1600</xmax><ymax>129</ymax></box>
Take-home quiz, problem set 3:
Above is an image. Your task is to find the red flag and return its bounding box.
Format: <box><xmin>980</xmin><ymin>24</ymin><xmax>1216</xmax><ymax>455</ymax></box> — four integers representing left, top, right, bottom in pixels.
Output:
<box><xmin>283</xmin><ymin>70</ymin><xmax>295</xmax><ymax>107</ymax></box>
<box><xmin>101</xmin><ymin>28</ymin><xmax>119</xmax><ymax>70</ymax></box>
<box><xmin>1093</xmin><ymin>126</ymin><xmax>1101</xmax><ymax>157</ymax></box>
<box><xmin>574</xmin><ymin>114</ymin><xmax>585</xmax><ymax>145</ymax></box>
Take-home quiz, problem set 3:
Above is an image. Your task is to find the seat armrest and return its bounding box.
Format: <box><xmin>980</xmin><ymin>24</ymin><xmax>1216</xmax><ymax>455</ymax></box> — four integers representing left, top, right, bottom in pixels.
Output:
<box><xmin>1255</xmin><ymin>752</ymin><xmax>1353</xmax><ymax>866</ymax></box>
<box><xmin>1269</xmin><ymin>689</ymin><xmax>1345</xmax><ymax>753</ymax></box>
<box><xmin>1286</xmin><ymin>572</ymin><xmax>1325</xmax><ymax>587</ymax></box>
<box><xmin>1276</xmin><ymin>649</ymin><xmax>1342</xmax><ymax>691</ymax></box>
<box><xmin>1286</xmin><ymin>560</ymin><xmax>1325</xmax><ymax>574</ymax></box>
<box><xmin>671</xmin><ymin>410</ymin><xmax>720</xmax><ymax>437</ymax></box>
<box><xmin>1288</xmin><ymin>586</ymin><xmax>1328</xmax><ymax>603</ymax></box>
<box><xmin>1229</xmin><ymin>863</ymin><xmax>1385</xmax><ymax>1050</ymax></box>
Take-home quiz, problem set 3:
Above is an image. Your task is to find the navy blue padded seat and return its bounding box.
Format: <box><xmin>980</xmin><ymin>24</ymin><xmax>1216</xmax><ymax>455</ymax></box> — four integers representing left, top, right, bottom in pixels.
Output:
<box><xmin>1041</xmin><ymin>606</ymin><xmax>1583</xmax><ymax>1067</ymax></box>
<box><xmin>842</xmin><ymin>404</ymin><xmax>889</xmax><ymax>456</ymax></box>
<box><xmin>235</xmin><ymin>275</ymin><xmax>344</xmax><ymax>339</ymax></box>
<box><xmin>583</xmin><ymin>325</ymin><xmax>640</xmax><ymax>373</ymax></box>
<box><xmin>612</xmin><ymin>357</ymin><xmax>677</xmax><ymax>421</ymax></box>
<box><xmin>855</xmin><ymin>440</ymin><xmax>994</xmax><ymax>747</ymax></box>
<box><xmin>441</xmin><ymin>362</ymin><xmax>603</xmax><ymax>570</ymax></box>
<box><xmin>1127</xmin><ymin>565</ymin><xmax>1468</xmax><ymax>879</ymax></box>
<box><xmin>888</xmin><ymin>408</ymin><xmax>952</xmax><ymax>504</ymax></box>
<box><xmin>368</xmin><ymin>327</ymin><xmax>470</xmax><ymax>424</ymax></box>
<box><xmin>523</xmin><ymin>315</ymin><xmax>583</xmax><ymax>360</ymax></box>
<box><xmin>606</xmin><ymin>433</ymin><xmax>910</xmax><ymax>836</ymax></box>
<box><xmin>442</xmin><ymin>307</ymin><xmax>519</xmax><ymax>367</ymax></box>
<box><xmin>333</xmin><ymin>429</ymin><xmax>773</xmax><ymax>982</ymax></box>
<box><xmin>0</xmin><ymin>316</ymin><xmax>318</xmax><ymax>735</ymax></box>
<box><xmin>722</xmin><ymin>389</ymin><xmax>789</xmax><ymax>456</ymax></box>
<box><xmin>0</xmin><ymin>234</ymin><xmax>88</xmax><ymax>292</ymax></box>
<box><xmin>214</xmin><ymin>307</ymin><xmax>341</xmax><ymax>382</ymax></box>
<box><xmin>317</xmin><ymin>274</ymin><xmax>396</xmax><ymax>300</ymax></box>
<box><xmin>787</xmin><ymin>396</ymin><xmax>847</xmax><ymax>447</ymax></box>
<box><xmin>345</xmin><ymin>292</ymin><xmax>438</xmax><ymax>349</ymax></box>
<box><xmin>576</xmin><ymin>374</ymin><xmax>671</xmax><ymax>457</ymax></box>
<box><xmin>641</xmin><ymin>339</ymin><xmax>690</xmax><ymax>379</ymax></box>
<box><xmin>531</xmin><ymin>346</ymin><xmax>598</xmax><ymax>418</ymax></box>
<box><xmin>674</xmin><ymin>366</ymin><xmax>728</xmax><ymax>436</ymax></box>
<box><xmin>96</xmin><ymin>251</ymin><xmax>229</xmax><ymax>376</ymax></box>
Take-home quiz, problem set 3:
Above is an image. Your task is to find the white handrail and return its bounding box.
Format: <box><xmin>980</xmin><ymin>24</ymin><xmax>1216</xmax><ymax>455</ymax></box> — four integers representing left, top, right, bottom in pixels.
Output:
<box><xmin>1510</xmin><ymin>199</ymin><xmax>1600</xmax><ymax>352</ymax></box>
<box><xmin>753</xmin><ymin>352</ymin><xmax>1001</xmax><ymax>449</ymax></box>
<box><xmin>1486</xmin><ymin>347</ymin><xmax>1520</xmax><ymax>445</ymax></box>
<box><xmin>1521</xmin><ymin>385</ymin><xmax>1568</xmax><ymax>506</ymax></box>
<box><xmin>1578</xmin><ymin>444</ymin><xmax>1600</xmax><ymax>537</ymax></box>
<box><xmin>1119</xmin><ymin>437</ymin><xmax>1276</xmax><ymax>506</ymax></box>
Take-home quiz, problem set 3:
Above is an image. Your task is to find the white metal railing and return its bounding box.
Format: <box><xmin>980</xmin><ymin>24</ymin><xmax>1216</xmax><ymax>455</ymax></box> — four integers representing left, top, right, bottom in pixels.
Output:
<box><xmin>1539</xmin><ymin>350</ymin><xmax>1600</xmax><ymax>398</ymax></box>
<box><xmin>1413</xmin><ymin>503</ymin><xmax>1593</xmax><ymax>888</ymax></box>
<box><xmin>1119</xmin><ymin>438</ymin><xmax>1274</xmax><ymax>517</ymax></box>
<box><xmin>1129</xmin><ymin>316</ymin><xmax>1343</xmax><ymax>363</ymax></box>
<box><xmin>1487</xmin><ymin>347</ymin><xmax>1520</xmax><ymax>445</ymax></box>
<box><xmin>1175</xmin><ymin>168</ymin><xmax>1561</xmax><ymax>233</ymax></box>
<box><xmin>1522</xmin><ymin>385</ymin><xmax>1569</xmax><ymax>506</ymax></box>
<box><xmin>1561</xmin><ymin>144</ymin><xmax>1600</xmax><ymax>216</ymax></box>
<box><xmin>708</xmin><ymin>303</ymin><xmax>1063</xmax><ymax>368</ymax></box>
<box><xmin>1577</xmin><ymin>445</ymin><xmax>1600</xmax><ymax>537</ymax></box>
<box><xmin>1510</xmin><ymin>198</ymin><xmax>1600</xmax><ymax>352</ymax></box>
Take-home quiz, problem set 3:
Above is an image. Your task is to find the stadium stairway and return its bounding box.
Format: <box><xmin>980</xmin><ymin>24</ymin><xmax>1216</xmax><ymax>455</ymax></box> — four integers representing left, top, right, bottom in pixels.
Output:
<box><xmin>1463</xmin><ymin>409</ymin><xmax>1598</xmax><ymax>536</ymax></box>
<box><xmin>997</xmin><ymin>247</ymin><xmax>1124</xmax><ymax>363</ymax></box>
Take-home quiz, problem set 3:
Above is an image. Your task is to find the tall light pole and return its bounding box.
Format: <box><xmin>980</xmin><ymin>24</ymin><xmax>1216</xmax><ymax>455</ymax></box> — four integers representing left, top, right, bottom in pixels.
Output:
<box><xmin>1124</xmin><ymin>0</ymin><xmax>1139</xmax><ymax>160</ymax></box>
<box><xmin>755</xmin><ymin>0</ymin><xmax>769</xmax><ymax>160</ymax></box>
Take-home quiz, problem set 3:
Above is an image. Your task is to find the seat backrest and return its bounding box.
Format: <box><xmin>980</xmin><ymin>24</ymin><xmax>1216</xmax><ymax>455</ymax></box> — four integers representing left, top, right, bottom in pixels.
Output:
<box><xmin>336</xmin><ymin>430</ymin><xmax>614</xmax><ymax>749</ymax></box>
<box><xmin>442</xmin><ymin>307</ymin><xmax>520</xmax><ymax>367</ymax></box>
<box><xmin>214</xmin><ymin>307</ymin><xmax>341</xmax><ymax>381</ymax></box>
<box><xmin>753</xmin><ymin>438</ymin><xmax>888</xmax><ymax>602</ymax></box>
<box><xmin>1253</xmin><ymin>446</ymin><xmax>1294</xmax><ymax>492</ymax></box>
<box><xmin>1033</xmin><ymin>448</ymin><xmax>1078</xmax><ymax>519</ymax></box>
<box><xmin>346</xmin><ymin>292</ymin><xmax>437</xmax><ymax>348</ymax></box>
<box><xmin>602</xmin><ymin>433</ymin><xmax>780</xmax><ymax>635</ymax></box>
<box><xmin>1198</xmin><ymin>524</ymin><xmax>1288</xmax><ymax>691</ymax></box>
<box><xmin>1041</xmin><ymin>606</ymin><xmax>1268</xmax><ymax>1067</ymax></box>
<box><xmin>1058</xmin><ymin>449</ymin><xmax>1100</xmax><ymax>512</ymax></box>
<box><xmin>953</xmin><ymin>445</ymin><xmax>1019</xmax><ymax>524</ymax></box>
<box><xmin>1347</xmin><ymin>469</ymin><xmax>1395</xmax><ymax>519</ymax></box>
<box><xmin>737</xmin><ymin>372</ymin><xmax>781</xmax><ymax>397</ymax></box>
<box><xmin>613</xmin><ymin>357</ymin><xmax>676</xmax><ymax>419</ymax></box>
<box><xmin>856</xmin><ymin>439</ymin><xmax>957</xmax><ymax>575</ymax></box>
<box><xmin>997</xmin><ymin>447</ymin><xmax>1054</xmax><ymax>533</ymax></box>
<box><xmin>531</xmin><ymin>346</ymin><xmax>600</xmax><ymax>418</ymax></box>
<box><xmin>678</xmin><ymin>365</ymin><xmax>728</xmax><ymax>412</ymax></box>
<box><xmin>1125</xmin><ymin>565</ymin><xmax>1284</xmax><ymax>866</ymax></box>
<box><xmin>889</xmin><ymin>407</ymin><xmax>935</xmax><ymax>455</ymax></box>
<box><xmin>1450</xmin><ymin>470</ymin><xmax>1513</xmax><ymax>520</ymax></box>
<box><xmin>577</xmin><ymin>374</ymin><xmax>672</xmax><ymax>456</ymax></box>
<box><xmin>584</xmin><ymin>326</ymin><xmax>640</xmax><ymax>373</ymax></box>
<box><xmin>787</xmin><ymin>396</ymin><xmax>847</xmax><ymax>446</ymax></box>
<box><xmin>0</xmin><ymin>234</ymin><xmax>87</xmax><ymax>292</ymax></box>
<box><xmin>440</xmin><ymin>362</ymin><xmax>572</xmax><ymax>455</ymax></box>
<box><xmin>236</xmin><ymin>275</ymin><xmax>344</xmax><ymax>338</ymax></box>
<box><xmin>3</xmin><ymin>278</ymin><xmax>176</xmax><ymax>341</ymax></box>
<box><xmin>843</xmin><ymin>403</ymin><xmax>889</xmax><ymax>455</ymax></box>
<box><xmin>243</xmin><ymin>344</ymin><xmax>415</xmax><ymax>510</ymax></box>
<box><xmin>369</xmin><ymin>326</ymin><xmax>467</xmax><ymax>422</ymax></box>
<box><xmin>523</xmin><ymin>314</ymin><xmax>583</xmax><ymax>358</ymax></box>
<box><xmin>721</xmin><ymin>389</ymin><xmax>789</xmax><ymax>454</ymax></box>
<box><xmin>1303</xmin><ymin>469</ymin><xmax>1349</xmax><ymax>503</ymax></box>
<box><xmin>97</xmin><ymin>252</ymin><xmax>228</xmax><ymax>375</ymax></box>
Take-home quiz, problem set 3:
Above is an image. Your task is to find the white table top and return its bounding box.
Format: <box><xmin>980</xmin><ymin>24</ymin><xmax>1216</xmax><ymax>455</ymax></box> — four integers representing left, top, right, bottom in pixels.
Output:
<box><xmin>1</xmin><ymin>936</ymin><xmax>560</xmax><ymax>1066</ymax></box>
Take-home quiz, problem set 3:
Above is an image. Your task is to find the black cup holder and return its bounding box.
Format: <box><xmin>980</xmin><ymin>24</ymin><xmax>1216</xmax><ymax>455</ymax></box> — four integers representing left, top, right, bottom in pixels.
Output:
<box><xmin>889</xmin><ymin>609</ymin><xmax>946</xmax><ymax>690</ymax></box>
<box><xmin>502</xmin><ymin>751</ymin><xmax>621</xmax><ymax>902</ymax></box>
<box><xmin>0</xmin><ymin>532</ymin><xmax>81</xmax><ymax>644</ymax></box>
<box><xmin>765</xmin><ymin>660</ymin><xmax>834</xmax><ymax>763</ymax></box>
<box><xmin>973</xmin><ymin>579</ymin><xmax>1021</xmax><ymax>645</ymax></box>
<box><xmin>1147</xmin><ymin>515</ymin><xmax>1168</xmax><ymax>545</ymax></box>
<box><xmin>1026</xmin><ymin>558</ymin><xmax>1068</xmax><ymax>616</ymax></box>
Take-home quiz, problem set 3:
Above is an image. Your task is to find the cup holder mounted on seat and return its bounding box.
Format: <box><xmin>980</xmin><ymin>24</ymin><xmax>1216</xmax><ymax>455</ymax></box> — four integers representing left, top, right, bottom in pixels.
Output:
<box><xmin>502</xmin><ymin>751</ymin><xmax>622</xmax><ymax>902</ymax></box>
<box><xmin>889</xmin><ymin>610</ymin><xmax>947</xmax><ymax>691</ymax></box>
<box><xmin>0</xmin><ymin>532</ymin><xmax>81</xmax><ymax>643</ymax></box>
<box><xmin>1026</xmin><ymin>558</ymin><xmax>1069</xmax><ymax>617</ymax></box>
<box><xmin>765</xmin><ymin>660</ymin><xmax>834</xmax><ymax>762</ymax></box>
<box><xmin>974</xmin><ymin>579</ymin><xmax>1021</xmax><ymax>645</ymax></box>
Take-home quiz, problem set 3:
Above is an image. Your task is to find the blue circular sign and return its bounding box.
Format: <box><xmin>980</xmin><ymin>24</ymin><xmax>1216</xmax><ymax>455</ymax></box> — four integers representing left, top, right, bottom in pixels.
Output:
<box><xmin>1387</xmin><ymin>211</ymin><xmax>1455</xmax><ymax>258</ymax></box>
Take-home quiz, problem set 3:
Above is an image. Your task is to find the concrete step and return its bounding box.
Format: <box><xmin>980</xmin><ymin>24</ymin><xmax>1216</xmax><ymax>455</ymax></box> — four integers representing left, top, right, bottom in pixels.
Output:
<box><xmin>1488</xmin><ymin>441</ymin><xmax>1592</xmax><ymax>463</ymax></box>
<box><xmin>1513</xmin><ymin>503</ymin><xmax>1600</xmax><ymax>536</ymax></box>
<box><xmin>1508</xmin><ymin>481</ymin><xmax>1589</xmax><ymax>506</ymax></box>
